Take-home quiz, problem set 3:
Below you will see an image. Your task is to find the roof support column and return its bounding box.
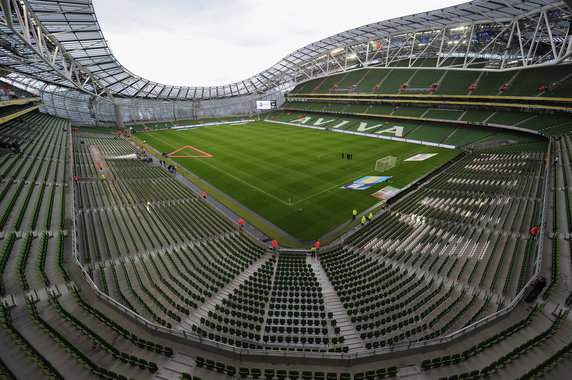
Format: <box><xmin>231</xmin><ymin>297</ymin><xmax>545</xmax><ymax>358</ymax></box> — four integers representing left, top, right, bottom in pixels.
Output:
<box><xmin>114</xmin><ymin>103</ymin><xmax>124</xmax><ymax>129</ymax></box>
<box><xmin>0</xmin><ymin>0</ymin><xmax>13</xmax><ymax>28</ymax></box>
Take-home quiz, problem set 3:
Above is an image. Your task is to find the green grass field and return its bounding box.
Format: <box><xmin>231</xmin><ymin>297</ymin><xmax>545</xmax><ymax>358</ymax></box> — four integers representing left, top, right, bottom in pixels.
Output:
<box><xmin>140</xmin><ymin>121</ymin><xmax>459</xmax><ymax>242</ymax></box>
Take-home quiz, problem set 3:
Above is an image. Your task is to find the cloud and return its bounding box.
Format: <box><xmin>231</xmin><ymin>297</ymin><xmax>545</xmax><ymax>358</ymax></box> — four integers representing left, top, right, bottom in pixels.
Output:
<box><xmin>92</xmin><ymin>0</ymin><xmax>463</xmax><ymax>86</ymax></box>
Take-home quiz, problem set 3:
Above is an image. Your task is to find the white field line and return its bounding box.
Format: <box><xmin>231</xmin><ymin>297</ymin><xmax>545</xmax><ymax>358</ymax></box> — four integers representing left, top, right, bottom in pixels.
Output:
<box><xmin>148</xmin><ymin>126</ymin><xmax>414</xmax><ymax>207</ymax></box>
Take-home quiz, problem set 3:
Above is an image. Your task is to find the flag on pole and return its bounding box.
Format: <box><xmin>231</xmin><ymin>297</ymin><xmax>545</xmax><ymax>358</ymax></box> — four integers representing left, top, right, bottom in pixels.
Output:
<box><xmin>369</xmin><ymin>42</ymin><xmax>380</xmax><ymax>51</ymax></box>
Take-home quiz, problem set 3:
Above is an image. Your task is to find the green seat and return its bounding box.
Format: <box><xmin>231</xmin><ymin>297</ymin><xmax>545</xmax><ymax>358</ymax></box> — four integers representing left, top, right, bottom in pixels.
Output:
<box><xmin>264</xmin><ymin>368</ymin><xmax>275</xmax><ymax>379</ymax></box>
<box><xmin>314</xmin><ymin>371</ymin><xmax>325</xmax><ymax>380</ymax></box>
<box><xmin>289</xmin><ymin>370</ymin><xmax>300</xmax><ymax>380</ymax></box>
<box><xmin>120</xmin><ymin>352</ymin><xmax>129</xmax><ymax>363</ymax></box>
<box><xmin>441</xmin><ymin>355</ymin><xmax>451</xmax><ymax>365</ymax></box>
<box><xmin>239</xmin><ymin>367</ymin><xmax>250</xmax><ymax>378</ymax></box>
<box><xmin>302</xmin><ymin>371</ymin><xmax>313</xmax><ymax>380</ymax></box>
<box><xmin>277</xmin><ymin>369</ymin><xmax>287</xmax><ymax>380</ymax></box>
<box><xmin>194</xmin><ymin>356</ymin><xmax>205</xmax><ymax>367</ymax></box>
<box><xmin>451</xmin><ymin>354</ymin><xmax>462</xmax><ymax>364</ymax></box>
<box><xmin>204</xmin><ymin>359</ymin><xmax>215</xmax><ymax>370</ymax></box>
<box><xmin>387</xmin><ymin>366</ymin><xmax>398</xmax><ymax>377</ymax></box>
<box><xmin>226</xmin><ymin>365</ymin><xmax>236</xmax><ymax>376</ymax></box>
<box><xmin>376</xmin><ymin>368</ymin><xmax>387</xmax><ymax>378</ymax></box>
<box><xmin>251</xmin><ymin>368</ymin><xmax>261</xmax><ymax>379</ymax></box>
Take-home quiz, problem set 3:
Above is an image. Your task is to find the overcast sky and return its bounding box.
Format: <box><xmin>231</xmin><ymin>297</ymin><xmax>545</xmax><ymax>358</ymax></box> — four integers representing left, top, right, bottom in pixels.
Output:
<box><xmin>93</xmin><ymin>0</ymin><xmax>464</xmax><ymax>87</ymax></box>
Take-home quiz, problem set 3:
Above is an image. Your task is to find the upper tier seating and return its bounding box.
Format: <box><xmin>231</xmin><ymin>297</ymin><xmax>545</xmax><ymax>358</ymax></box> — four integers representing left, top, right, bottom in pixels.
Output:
<box><xmin>289</xmin><ymin>64</ymin><xmax>572</xmax><ymax>98</ymax></box>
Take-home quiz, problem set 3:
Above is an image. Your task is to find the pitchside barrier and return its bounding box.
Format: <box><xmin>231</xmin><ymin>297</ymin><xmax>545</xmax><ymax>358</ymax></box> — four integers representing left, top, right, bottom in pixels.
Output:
<box><xmin>172</xmin><ymin>119</ymin><xmax>255</xmax><ymax>131</ymax></box>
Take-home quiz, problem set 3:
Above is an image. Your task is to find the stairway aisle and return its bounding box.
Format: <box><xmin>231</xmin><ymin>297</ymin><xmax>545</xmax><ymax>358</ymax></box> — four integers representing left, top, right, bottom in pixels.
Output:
<box><xmin>308</xmin><ymin>255</ymin><xmax>365</xmax><ymax>352</ymax></box>
<box><xmin>178</xmin><ymin>252</ymin><xmax>272</xmax><ymax>330</ymax></box>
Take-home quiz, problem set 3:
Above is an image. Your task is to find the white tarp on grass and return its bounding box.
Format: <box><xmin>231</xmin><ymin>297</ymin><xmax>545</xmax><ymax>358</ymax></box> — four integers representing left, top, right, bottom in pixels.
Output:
<box><xmin>404</xmin><ymin>153</ymin><xmax>438</xmax><ymax>161</ymax></box>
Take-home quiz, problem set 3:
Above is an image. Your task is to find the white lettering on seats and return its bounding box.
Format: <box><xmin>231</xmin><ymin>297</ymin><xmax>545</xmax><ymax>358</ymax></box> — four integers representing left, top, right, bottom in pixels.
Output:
<box><xmin>375</xmin><ymin>126</ymin><xmax>404</xmax><ymax>137</ymax></box>
<box><xmin>356</xmin><ymin>122</ymin><xmax>383</xmax><ymax>132</ymax></box>
<box><xmin>331</xmin><ymin>121</ymin><xmax>349</xmax><ymax>129</ymax></box>
<box><xmin>290</xmin><ymin>117</ymin><xmax>311</xmax><ymax>124</ymax></box>
<box><xmin>313</xmin><ymin>118</ymin><xmax>336</xmax><ymax>126</ymax></box>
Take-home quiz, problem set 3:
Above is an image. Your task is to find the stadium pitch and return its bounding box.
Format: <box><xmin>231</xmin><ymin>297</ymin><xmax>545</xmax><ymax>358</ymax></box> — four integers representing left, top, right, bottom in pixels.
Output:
<box><xmin>140</xmin><ymin>121</ymin><xmax>459</xmax><ymax>242</ymax></box>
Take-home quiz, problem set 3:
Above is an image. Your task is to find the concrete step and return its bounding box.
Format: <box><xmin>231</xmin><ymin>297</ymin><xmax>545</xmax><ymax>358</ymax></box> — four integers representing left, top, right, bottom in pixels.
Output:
<box><xmin>178</xmin><ymin>253</ymin><xmax>272</xmax><ymax>330</ymax></box>
<box><xmin>308</xmin><ymin>255</ymin><xmax>365</xmax><ymax>352</ymax></box>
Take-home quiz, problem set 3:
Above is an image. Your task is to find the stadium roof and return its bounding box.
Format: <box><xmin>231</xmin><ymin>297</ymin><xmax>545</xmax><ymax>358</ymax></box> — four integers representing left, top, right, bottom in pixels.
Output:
<box><xmin>0</xmin><ymin>0</ymin><xmax>570</xmax><ymax>101</ymax></box>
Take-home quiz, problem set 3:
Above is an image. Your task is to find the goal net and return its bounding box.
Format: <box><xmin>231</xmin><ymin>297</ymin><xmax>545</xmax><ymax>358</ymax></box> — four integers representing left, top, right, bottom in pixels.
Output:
<box><xmin>375</xmin><ymin>156</ymin><xmax>397</xmax><ymax>172</ymax></box>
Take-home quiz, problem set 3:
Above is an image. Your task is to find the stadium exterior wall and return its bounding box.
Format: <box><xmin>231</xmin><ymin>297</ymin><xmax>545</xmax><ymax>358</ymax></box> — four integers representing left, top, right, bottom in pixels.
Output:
<box><xmin>39</xmin><ymin>91</ymin><xmax>285</xmax><ymax>126</ymax></box>
<box><xmin>5</xmin><ymin>75</ymin><xmax>286</xmax><ymax>126</ymax></box>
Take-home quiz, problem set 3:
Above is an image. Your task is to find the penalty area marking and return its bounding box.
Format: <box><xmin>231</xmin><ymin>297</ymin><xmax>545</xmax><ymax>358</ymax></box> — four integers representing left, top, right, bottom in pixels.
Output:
<box><xmin>168</xmin><ymin>145</ymin><xmax>213</xmax><ymax>158</ymax></box>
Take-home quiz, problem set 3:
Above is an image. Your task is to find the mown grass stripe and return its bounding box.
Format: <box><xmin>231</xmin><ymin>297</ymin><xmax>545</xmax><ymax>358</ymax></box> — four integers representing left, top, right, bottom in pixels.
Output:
<box><xmin>140</xmin><ymin>122</ymin><xmax>459</xmax><ymax>241</ymax></box>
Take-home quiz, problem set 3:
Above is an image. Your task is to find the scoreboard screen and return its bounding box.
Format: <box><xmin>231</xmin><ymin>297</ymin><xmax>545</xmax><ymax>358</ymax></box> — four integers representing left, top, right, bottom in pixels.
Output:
<box><xmin>255</xmin><ymin>100</ymin><xmax>277</xmax><ymax>110</ymax></box>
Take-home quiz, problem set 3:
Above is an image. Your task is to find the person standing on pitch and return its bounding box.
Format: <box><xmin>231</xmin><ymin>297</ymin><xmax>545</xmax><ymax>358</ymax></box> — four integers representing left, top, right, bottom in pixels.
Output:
<box><xmin>352</xmin><ymin>209</ymin><xmax>357</xmax><ymax>220</ymax></box>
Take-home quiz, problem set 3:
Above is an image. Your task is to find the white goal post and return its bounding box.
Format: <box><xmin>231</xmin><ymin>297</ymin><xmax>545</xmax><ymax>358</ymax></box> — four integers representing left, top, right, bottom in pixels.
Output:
<box><xmin>375</xmin><ymin>156</ymin><xmax>397</xmax><ymax>172</ymax></box>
